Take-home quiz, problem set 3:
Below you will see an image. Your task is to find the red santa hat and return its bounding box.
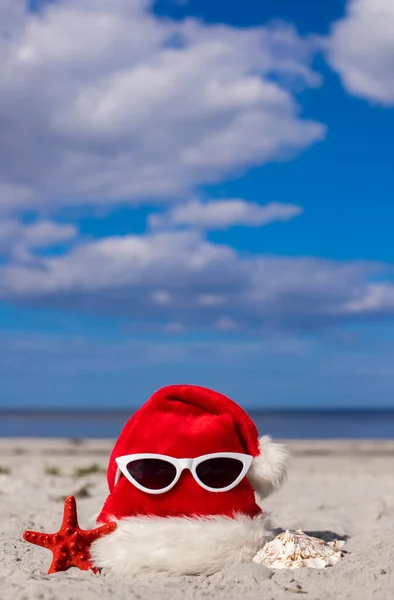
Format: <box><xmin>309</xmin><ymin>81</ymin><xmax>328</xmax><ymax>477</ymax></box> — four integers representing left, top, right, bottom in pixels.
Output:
<box><xmin>91</xmin><ymin>385</ymin><xmax>288</xmax><ymax>576</ymax></box>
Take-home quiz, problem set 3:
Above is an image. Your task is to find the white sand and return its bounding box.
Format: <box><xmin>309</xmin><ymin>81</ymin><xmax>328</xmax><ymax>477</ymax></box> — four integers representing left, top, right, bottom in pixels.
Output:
<box><xmin>1</xmin><ymin>438</ymin><xmax>393</xmax><ymax>599</ymax></box>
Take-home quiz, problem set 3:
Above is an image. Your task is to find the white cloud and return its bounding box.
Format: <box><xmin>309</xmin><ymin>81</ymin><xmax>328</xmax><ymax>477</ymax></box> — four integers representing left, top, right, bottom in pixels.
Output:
<box><xmin>326</xmin><ymin>0</ymin><xmax>394</xmax><ymax>105</ymax></box>
<box><xmin>214</xmin><ymin>317</ymin><xmax>240</xmax><ymax>331</ymax></box>
<box><xmin>0</xmin><ymin>230</ymin><xmax>239</xmax><ymax>296</ymax></box>
<box><xmin>0</xmin><ymin>0</ymin><xmax>324</xmax><ymax>212</ymax></box>
<box><xmin>0</xmin><ymin>219</ymin><xmax>77</xmax><ymax>257</ymax></box>
<box><xmin>344</xmin><ymin>282</ymin><xmax>394</xmax><ymax>313</ymax></box>
<box><xmin>150</xmin><ymin>199</ymin><xmax>302</xmax><ymax>230</ymax></box>
<box><xmin>1</xmin><ymin>229</ymin><xmax>394</xmax><ymax>332</ymax></box>
<box><xmin>0</xmin><ymin>0</ymin><xmax>26</xmax><ymax>38</ymax></box>
<box><xmin>0</xmin><ymin>1</ymin><xmax>392</xmax><ymax>338</ymax></box>
<box><xmin>151</xmin><ymin>290</ymin><xmax>172</xmax><ymax>305</ymax></box>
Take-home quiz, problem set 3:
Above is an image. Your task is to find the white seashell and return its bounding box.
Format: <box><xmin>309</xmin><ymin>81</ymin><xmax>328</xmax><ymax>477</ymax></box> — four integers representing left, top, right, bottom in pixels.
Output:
<box><xmin>252</xmin><ymin>529</ymin><xmax>345</xmax><ymax>570</ymax></box>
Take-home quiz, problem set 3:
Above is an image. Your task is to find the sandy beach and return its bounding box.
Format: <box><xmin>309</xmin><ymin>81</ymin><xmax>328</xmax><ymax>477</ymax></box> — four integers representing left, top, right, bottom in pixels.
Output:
<box><xmin>1</xmin><ymin>438</ymin><xmax>393</xmax><ymax>600</ymax></box>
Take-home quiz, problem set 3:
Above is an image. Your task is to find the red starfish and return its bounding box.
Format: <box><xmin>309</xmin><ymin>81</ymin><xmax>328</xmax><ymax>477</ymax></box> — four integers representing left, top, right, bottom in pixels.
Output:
<box><xmin>23</xmin><ymin>496</ymin><xmax>117</xmax><ymax>574</ymax></box>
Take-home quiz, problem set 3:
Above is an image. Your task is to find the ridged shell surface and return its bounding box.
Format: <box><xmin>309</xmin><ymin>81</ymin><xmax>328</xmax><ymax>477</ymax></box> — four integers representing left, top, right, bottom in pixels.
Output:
<box><xmin>252</xmin><ymin>529</ymin><xmax>345</xmax><ymax>569</ymax></box>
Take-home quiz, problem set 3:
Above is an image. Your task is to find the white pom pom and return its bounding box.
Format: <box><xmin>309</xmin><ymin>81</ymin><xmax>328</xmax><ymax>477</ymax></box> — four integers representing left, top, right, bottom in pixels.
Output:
<box><xmin>247</xmin><ymin>436</ymin><xmax>289</xmax><ymax>501</ymax></box>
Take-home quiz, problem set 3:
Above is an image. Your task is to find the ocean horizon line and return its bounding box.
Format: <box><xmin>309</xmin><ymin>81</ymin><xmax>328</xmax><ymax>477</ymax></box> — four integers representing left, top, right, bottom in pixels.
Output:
<box><xmin>0</xmin><ymin>406</ymin><xmax>392</xmax><ymax>438</ymax></box>
<box><xmin>0</xmin><ymin>406</ymin><xmax>393</xmax><ymax>414</ymax></box>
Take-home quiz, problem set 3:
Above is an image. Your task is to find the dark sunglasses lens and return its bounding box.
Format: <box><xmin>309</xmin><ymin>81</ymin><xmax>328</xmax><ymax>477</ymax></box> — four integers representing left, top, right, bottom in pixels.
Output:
<box><xmin>126</xmin><ymin>458</ymin><xmax>177</xmax><ymax>490</ymax></box>
<box><xmin>196</xmin><ymin>457</ymin><xmax>244</xmax><ymax>489</ymax></box>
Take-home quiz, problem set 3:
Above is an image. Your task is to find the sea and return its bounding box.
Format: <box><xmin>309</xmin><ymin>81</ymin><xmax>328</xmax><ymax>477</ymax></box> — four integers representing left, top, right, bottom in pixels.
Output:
<box><xmin>0</xmin><ymin>409</ymin><xmax>393</xmax><ymax>439</ymax></box>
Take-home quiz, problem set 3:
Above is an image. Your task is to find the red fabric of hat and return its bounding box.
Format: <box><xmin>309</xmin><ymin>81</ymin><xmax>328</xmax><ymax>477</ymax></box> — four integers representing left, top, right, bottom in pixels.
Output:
<box><xmin>98</xmin><ymin>384</ymin><xmax>262</xmax><ymax>522</ymax></box>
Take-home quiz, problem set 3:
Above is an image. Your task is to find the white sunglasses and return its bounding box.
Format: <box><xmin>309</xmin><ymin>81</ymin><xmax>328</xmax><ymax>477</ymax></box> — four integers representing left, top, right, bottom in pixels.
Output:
<box><xmin>115</xmin><ymin>452</ymin><xmax>253</xmax><ymax>494</ymax></box>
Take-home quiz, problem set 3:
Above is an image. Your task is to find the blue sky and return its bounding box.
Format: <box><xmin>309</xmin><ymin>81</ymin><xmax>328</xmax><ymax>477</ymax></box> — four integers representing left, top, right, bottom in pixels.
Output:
<box><xmin>1</xmin><ymin>0</ymin><xmax>394</xmax><ymax>409</ymax></box>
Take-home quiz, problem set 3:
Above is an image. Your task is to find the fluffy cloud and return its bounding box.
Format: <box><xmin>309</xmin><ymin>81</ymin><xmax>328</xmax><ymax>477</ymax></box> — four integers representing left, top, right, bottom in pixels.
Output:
<box><xmin>149</xmin><ymin>200</ymin><xmax>303</xmax><ymax>230</ymax></box>
<box><xmin>1</xmin><ymin>1</ymin><xmax>393</xmax><ymax>338</ymax></box>
<box><xmin>0</xmin><ymin>219</ymin><xmax>77</xmax><ymax>258</ymax></box>
<box><xmin>0</xmin><ymin>0</ymin><xmax>324</xmax><ymax>212</ymax></box>
<box><xmin>326</xmin><ymin>0</ymin><xmax>394</xmax><ymax>105</ymax></box>
<box><xmin>0</xmin><ymin>0</ymin><xmax>26</xmax><ymax>35</ymax></box>
<box><xmin>1</xmin><ymin>230</ymin><xmax>394</xmax><ymax>332</ymax></box>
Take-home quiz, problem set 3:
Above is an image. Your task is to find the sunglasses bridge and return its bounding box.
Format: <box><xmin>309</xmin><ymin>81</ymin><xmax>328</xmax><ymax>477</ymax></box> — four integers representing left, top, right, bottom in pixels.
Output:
<box><xmin>173</xmin><ymin>458</ymin><xmax>194</xmax><ymax>471</ymax></box>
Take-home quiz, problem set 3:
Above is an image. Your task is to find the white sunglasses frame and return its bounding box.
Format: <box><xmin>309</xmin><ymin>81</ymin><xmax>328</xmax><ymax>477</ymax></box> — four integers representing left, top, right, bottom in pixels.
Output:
<box><xmin>114</xmin><ymin>452</ymin><xmax>253</xmax><ymax>494</ymax></box>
